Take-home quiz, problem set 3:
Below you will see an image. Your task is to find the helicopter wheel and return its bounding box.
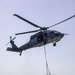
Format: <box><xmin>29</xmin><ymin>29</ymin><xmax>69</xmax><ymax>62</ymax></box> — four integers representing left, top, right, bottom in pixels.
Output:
<box><xmin>19</xmin><ymin>52</ymin><xmax>22</xmax><ymax>56</ymax></box>
<box><xmin>19</xmin><ymin>53</ymin><xmax>21</xmax><ymax>56</ymax></box>
<box><xmin>53</xmin><ymin>42</ymin><xmax>56</xmax><ymax>46</ymax></box>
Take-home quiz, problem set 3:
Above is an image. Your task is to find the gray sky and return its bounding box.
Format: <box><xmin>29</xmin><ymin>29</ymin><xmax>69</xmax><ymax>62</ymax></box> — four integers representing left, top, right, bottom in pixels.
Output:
<box><xmin>0</xmin><ymin>0</ymin><xmax>75</xmax><ymax>75</ymax></box>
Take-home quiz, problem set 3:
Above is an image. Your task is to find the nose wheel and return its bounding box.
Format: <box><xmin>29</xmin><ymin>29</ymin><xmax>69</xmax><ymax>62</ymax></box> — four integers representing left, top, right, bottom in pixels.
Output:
<box><xmin>53</xmin><ymin>42</ymin><xmax>56</xmax><ymax>46</ymax></box>
<box><xmin>19</xmin><ymin>52</ymin><xmax>22</xmax><ymax>56</ymax></box>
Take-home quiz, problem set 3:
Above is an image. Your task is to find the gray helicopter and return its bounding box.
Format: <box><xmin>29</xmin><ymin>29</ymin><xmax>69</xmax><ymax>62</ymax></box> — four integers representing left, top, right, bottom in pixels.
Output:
<box><xmin>7</xmin><ymin>14</ymin><xmax>75</xmax><ymax>56</ymax></box>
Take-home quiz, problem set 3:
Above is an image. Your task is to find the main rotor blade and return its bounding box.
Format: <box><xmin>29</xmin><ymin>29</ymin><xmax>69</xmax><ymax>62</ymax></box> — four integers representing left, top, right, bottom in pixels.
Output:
<box><xmin>63</xmin><ymin>33</ymin><xmax>69</xmax><ymax>35</ymax></box>
<box><xmin>15</xmin><ymin>30</ymin><xmax>39</xmax><ymax>35</ymax></box>
<box><xmin>47</xmin><ymin>14</ymin><xmax>75</xmax><ymax>29</ymax></box>
<box><xmin>13</xmin><ymin>14</ymin><xmax>42</xmax><ymax>29</ymax></box>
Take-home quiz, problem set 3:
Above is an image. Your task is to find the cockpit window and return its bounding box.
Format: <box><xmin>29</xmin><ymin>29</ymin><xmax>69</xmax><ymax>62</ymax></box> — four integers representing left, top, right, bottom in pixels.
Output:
<box><xmin>50</xmin><ymin>31</ymin><xmax>54</xmax><ymax>34</ymax></box>
<box><xmin>54</xmin><ymin>31</ymin><xmax>58</xmax><ymax>33</ymax></box>
<box><xmin>45</xmin><ymin>33</ymin><xmax>47</xmax><ymax>37</ymax></box>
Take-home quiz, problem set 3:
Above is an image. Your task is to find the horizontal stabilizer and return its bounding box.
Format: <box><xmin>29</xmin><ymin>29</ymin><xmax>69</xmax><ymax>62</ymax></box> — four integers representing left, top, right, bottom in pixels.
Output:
<box><xmin>7</xmin><ymin>47</ymin><xmax>19</xmax><ymax>52</ymax></box>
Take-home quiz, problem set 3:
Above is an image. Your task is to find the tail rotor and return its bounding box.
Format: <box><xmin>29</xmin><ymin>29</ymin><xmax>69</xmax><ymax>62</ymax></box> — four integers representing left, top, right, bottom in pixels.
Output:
<box><xmin>6</xmin><ymin>36</ymin><xmax>16</xmax><ymax>46</ymax></box>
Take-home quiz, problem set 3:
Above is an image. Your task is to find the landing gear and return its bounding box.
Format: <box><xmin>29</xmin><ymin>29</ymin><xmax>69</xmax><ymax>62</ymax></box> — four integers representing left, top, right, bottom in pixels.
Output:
<box><xmin>53</xmin><ymin>42</ymin><xmax>56</xmax><ymax>46</ymax></box>
<box><xmin>19</xmin><ymin>52</ymin><xmax>22</xmax><ymax>56</ymax></box>
<box><xmin>19</xmin><ymin>53</ymin><xmax>21</xmax><ymax>56</ymax></box>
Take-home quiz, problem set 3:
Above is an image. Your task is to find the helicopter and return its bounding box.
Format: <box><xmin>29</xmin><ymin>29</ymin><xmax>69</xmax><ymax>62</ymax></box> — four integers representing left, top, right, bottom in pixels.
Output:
<box><xmin>7</xmin><ymin>14</ymin><xmax>75</xmax><ymax>56</ymax></box>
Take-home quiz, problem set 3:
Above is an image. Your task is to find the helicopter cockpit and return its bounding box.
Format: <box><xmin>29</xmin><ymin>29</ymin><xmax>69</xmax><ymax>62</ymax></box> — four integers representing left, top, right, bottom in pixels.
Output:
<box><xmin>50</xmin><ymin>30</ymin><xmax>60</xmax><ymax>36</ymax></box>
<box><xmin>30</xmin><ymin>32</ymin><xmax>44</xmax><ymax>43</ymax></box>
<box><xmin>30</xmin><ymin>31</ymin><xmax>49</xmax><ymax>44</ymax></box>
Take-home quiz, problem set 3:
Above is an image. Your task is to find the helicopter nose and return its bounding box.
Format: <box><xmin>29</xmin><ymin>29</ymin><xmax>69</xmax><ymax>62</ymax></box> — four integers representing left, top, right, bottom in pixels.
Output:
<box><xmin>55</xmin><ymin>33</ymin><xmax>64</xmax><ymax>38</ymax></box>
<box><xmin>60</xmin><ymin>33</ymin><xmax>64</xmax><ymax>38</ymax></box>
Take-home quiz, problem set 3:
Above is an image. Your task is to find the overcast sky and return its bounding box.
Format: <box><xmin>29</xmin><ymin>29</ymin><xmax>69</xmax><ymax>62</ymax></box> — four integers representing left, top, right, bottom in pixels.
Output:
<box><xmin>0</xmin><ymin>0</ymin><xmax>75</xmax><ymax>75</ymax></box>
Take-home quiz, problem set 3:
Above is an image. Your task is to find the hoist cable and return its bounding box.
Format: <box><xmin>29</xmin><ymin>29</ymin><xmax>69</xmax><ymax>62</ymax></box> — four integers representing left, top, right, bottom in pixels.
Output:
<box><xmin>44</xmin><ymin>45</ymin><xmax>51</xmax><ymax>75</ymax></box>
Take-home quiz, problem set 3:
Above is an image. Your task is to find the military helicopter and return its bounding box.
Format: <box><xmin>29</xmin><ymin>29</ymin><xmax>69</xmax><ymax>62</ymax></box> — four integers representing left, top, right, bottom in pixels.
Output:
<box><xmin>7</xmin><ymin>14</ymin><xmax>75</xmax><ymax>56</ymax></box>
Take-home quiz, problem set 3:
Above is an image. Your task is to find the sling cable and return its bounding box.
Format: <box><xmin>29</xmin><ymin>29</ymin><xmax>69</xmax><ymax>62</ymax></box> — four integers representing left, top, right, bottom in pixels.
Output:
<box><xmin>44</xmin><ymin>45</ymin><xmax>51</xmax><ymax>75</ymax></box>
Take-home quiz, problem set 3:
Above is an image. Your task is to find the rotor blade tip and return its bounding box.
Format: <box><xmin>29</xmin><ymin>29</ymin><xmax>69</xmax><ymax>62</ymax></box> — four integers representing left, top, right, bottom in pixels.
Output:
<box><xmin>13</xmin><ymin>14</ymin><xmax>17</xmax><ymax>16</ymax></box>
<box><xmin>13</xmin><ymin>14</ymin><xmax>15</xmax><ymax>16</ymax></box>
<box><xmin>15</xmin><ymin>34</ymin><xmax>17</xmax><ymax>35</ymax></box>
<box><xmin>63</xmin><ymin>33</ymin><xmax>69</xmax><ymax>35</ymax></box>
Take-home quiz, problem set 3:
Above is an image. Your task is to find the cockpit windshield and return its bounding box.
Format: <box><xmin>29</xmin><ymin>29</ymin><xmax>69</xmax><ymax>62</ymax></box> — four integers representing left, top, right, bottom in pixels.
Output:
<box><xmin>50</xmin><ymin>30</ymin><xmax>59</xmax><ymax>34</ymax></box>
